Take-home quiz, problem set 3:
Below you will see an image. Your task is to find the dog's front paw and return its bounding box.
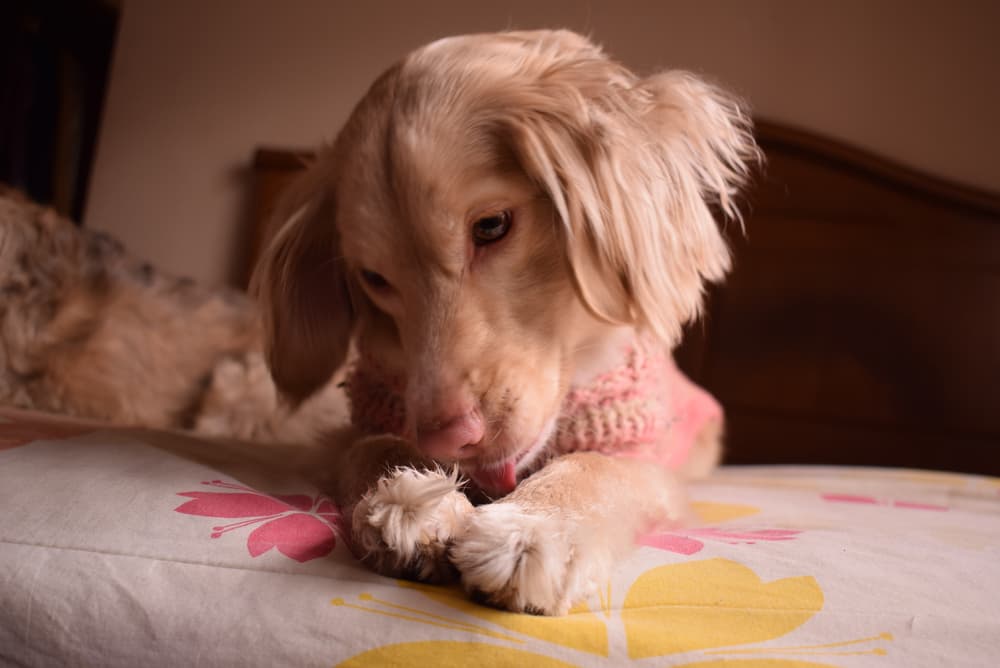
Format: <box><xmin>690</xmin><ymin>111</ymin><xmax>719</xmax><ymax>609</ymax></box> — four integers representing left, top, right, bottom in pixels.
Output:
<box><xmin>351</xmin><ymin>467</ymin><xmax>473</xmax><ymax>583</ymax></box>
<box><xmin>449</xmin><ymin>503</ymin><xmax>610</xmax><ymax>615</ymax></box>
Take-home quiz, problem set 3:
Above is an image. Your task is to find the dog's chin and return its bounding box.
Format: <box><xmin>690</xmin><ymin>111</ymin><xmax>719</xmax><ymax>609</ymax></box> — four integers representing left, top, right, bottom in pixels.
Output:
<box><xmin>462</xmin><ymin>416</ymin><xmax>558</xmax><ymax>498</ymax></box>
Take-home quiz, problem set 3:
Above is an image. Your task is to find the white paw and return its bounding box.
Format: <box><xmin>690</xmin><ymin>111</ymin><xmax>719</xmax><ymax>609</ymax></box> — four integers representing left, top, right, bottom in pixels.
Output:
<box><xmin>352</xmin><ymin>467</ymin><xmax>473</xmax><ymax>582</ymax></box>
<box><xmin>194</xmin><ymin>354</ymin><xmax>278</xmax><ymax>440</ymax></box>
<box><xmin>449</xmin><ymin>503</ymin><xmax>611</xmax><ymax>615</ymax></box>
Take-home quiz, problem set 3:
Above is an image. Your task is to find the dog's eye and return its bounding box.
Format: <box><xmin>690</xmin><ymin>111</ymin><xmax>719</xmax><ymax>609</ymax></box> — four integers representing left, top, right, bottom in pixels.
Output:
<box><xmin>360</xmin><ymin>269</ymin><xmax>389</xmax><ymax>290</ymax></box>
<box><xmin>472</xmin><ymin>210</ymin><xmax>512</xmax><ymax>246</ymax></box>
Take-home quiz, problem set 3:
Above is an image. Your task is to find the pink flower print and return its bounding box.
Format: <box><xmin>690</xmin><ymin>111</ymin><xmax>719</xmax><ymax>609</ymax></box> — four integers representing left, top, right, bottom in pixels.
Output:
<box><xmin>821</xmin><ymin>493</ymin><xmax>948</xmax><ymax>512</ymax></box>
<box><xmin>175</xmin><ymin>480</ymin><xmax>341</xmax><ymax>562</ymax></box>
<box><xmin>639</xmin><ymin>527</ymin><xmax>801</xmax><ymax>555</ymax></box>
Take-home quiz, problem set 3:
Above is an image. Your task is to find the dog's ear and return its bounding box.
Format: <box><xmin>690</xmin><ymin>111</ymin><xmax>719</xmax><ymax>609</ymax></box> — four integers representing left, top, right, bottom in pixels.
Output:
<box><xmin>250</xmin><ymin>162</ymin><xmax>354</xmax><ymax>404</ymax></box>
<box><xmin>503</xmin><ymin>32</ymin><xmax>760</xmax><ymax>345</ymax></box>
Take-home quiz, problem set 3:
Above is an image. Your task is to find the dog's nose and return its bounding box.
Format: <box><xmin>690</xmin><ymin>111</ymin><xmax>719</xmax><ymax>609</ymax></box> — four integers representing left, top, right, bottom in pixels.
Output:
<box><xmin>415</xmin><ymin>411</ymin><xmax>484</xmax><ymax>460</ymax></box>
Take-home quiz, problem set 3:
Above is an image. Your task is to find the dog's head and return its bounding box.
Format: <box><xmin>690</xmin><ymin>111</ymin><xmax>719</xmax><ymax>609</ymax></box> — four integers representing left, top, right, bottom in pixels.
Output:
<box><xmin>253</xmin><ymin>30</ymin><xmax>758</xmax><ymax>493</ymax></box>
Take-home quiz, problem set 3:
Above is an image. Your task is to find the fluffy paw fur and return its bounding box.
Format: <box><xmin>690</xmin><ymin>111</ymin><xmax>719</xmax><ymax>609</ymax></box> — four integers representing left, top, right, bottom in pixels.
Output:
<box><xmin>351</xmin><ymin>467</ymin><xmax>473</xmax><ymax>583</ymax></box>
<box><xmin>449</xmin><ymin>503</ymin><xmax>612</xmax><ymax>615</ymax></box>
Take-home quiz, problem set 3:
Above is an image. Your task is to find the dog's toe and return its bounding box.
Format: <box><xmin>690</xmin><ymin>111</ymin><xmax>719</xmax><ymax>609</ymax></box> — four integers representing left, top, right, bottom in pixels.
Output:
<box><xmin>352</xmin><ymin>467</ymin><xmax>473</xmax><ymax>583</ymax></box>
<box><xmin>450</xmin><ymin>503</ymin><xmax>602</xmax><ymax>616</ymax></box>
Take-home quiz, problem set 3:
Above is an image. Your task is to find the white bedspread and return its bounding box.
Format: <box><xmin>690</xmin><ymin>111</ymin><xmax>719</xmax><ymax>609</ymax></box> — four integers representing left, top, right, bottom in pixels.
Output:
<box><xmin>1</xmin><ymin>411</ymin><xmax>997</xmax><ymax>667</ymax></box>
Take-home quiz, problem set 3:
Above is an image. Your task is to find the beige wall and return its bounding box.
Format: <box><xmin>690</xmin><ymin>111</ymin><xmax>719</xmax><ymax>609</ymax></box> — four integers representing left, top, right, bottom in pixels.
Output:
<box><xmin>85</xmin><ymin>0</ymin><xmax>1000</xmax><ymax>287</ymax></box>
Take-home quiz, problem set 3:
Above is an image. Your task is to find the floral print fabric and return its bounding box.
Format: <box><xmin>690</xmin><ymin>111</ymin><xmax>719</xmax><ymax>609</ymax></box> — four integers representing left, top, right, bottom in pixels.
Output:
<box><xmin>0</xmin><ymin>411</ymin><xmax>997</xmax><ymax>667</ymax></box>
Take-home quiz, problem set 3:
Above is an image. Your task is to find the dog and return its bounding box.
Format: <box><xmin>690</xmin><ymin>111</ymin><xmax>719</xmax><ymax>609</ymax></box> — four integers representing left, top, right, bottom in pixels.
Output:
<box><xmin>253</xmin><ymin>30</ymin><xmax>759</xmax><ymax>615</ymax></box>
<box><xmin>0</xmin><ymin>185</ymin><xmax>346</xmax><ymax>442</ymax></box>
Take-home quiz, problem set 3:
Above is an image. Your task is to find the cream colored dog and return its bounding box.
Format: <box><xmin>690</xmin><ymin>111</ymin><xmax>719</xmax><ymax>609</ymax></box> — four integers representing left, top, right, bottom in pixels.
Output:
<box><xmin>254</xmin><ymin>30</ymin><xmax>758</xmax><ymax>615</ymax></box>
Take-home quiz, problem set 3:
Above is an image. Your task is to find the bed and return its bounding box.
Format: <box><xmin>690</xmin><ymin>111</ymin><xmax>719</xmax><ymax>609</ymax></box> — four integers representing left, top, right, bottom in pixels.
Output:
<box><xmin>2</xmin><ymin>120</ymin><xmax>998</xmax><ymax>667</ymax></box>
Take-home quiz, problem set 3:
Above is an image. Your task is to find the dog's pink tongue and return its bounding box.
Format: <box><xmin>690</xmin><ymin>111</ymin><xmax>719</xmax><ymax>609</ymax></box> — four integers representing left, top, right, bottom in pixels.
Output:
<box><xmin>470</xmin><ymin>462</ymin><xmax>518</xmax><ymax>495</ymax></box>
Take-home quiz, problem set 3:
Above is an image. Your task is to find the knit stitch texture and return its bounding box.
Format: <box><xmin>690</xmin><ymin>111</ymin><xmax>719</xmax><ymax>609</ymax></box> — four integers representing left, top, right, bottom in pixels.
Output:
<box><xmin>344</xmin><ymin>338</ymin><xmax>720</xmax><ymax>473</ymax></box>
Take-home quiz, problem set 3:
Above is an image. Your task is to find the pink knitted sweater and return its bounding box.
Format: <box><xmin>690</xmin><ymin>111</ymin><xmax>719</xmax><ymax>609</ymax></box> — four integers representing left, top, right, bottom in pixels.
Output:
<box><xmin>345</xmin><ymin>338</ymin><xmax>721</xmax><ymax>481</ymax></box>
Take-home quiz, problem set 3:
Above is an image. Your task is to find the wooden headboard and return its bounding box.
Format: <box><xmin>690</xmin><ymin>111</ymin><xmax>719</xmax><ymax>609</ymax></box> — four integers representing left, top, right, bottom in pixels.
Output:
<box><xmin>246</xmin><ymin>120</ymin><xmax>1000</xmax><ymax>475</ymax></box>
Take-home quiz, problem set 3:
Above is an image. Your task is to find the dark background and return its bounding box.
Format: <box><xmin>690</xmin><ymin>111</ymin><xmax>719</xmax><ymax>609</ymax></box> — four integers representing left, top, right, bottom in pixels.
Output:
<box><xmin>0</xmin><ymin>0</ymin><xmax>119</xmax><ymax>222</ymax></box>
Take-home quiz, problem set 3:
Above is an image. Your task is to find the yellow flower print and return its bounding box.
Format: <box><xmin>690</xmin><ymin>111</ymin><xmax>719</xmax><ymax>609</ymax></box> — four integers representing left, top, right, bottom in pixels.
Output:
<box><xmin>622</xmin><ymin>559</ymin><xmax>822</xmax><ymax>658</ymax></box>
<box><xmin>394</xmin><ymin>580</ymin><xmax>609</xmax><ymax>655</ymax></box>
<box><xmin>337</xmin><ymin>642</ymin><xmax>578</xmax><ymax>668</ymax></box>
<box><xmin>681</xmin><ymin>661</ymin><xmax>835</xmax><ymax>668</ymax></box>
<box><xmin>331</xmin><ymin>557</ymin><xmax>884</xmax><ymax>667</ymax></box>
<box><xmin>690</xmin><ymin>501</ymin><xmax>761</xmax><ymax>523</ymax></box>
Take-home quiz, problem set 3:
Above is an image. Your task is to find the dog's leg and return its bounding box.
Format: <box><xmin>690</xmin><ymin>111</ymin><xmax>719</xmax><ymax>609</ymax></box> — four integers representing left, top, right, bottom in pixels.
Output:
<box><xmin>449</xmin><ymin>452</ymin><xmax>687</xmax><ymax>615</ymax></box>
<box><xmin>328</xmin><ymin>434</ymin><xmax>474</xmax><ymax>583</ymax></box>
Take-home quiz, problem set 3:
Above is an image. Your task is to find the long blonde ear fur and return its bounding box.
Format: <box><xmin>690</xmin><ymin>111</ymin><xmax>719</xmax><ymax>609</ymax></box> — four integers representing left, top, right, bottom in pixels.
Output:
<box><xmin>502</xmin><ymin>31</ymin><xmax>761</xmax><ymax>344</ymax></box>
<box><xmin>250</xmin><ymin>160</ymin><xmax>354</xmax><ymax>403</ymax></box>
